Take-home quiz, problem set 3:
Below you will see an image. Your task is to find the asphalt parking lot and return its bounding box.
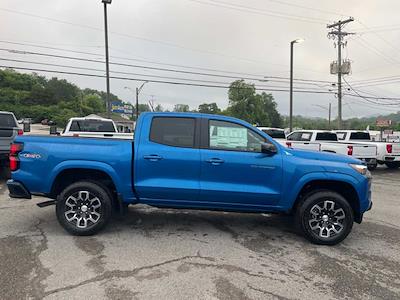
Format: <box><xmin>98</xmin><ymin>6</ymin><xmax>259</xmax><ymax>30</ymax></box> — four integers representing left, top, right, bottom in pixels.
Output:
<box><xmin>0</xmin><ymin>168</ymin><xmax>399</xmax><ymax>300</ymax></box>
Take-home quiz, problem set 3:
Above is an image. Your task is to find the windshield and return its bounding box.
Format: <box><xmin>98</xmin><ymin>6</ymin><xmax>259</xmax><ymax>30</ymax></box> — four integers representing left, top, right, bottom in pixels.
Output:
<box><xmin>0</xmin><ymin>113</ymin><xmax>17</xmax><ymax>128</ymax></box>
<box><xmin>69</xmin><ymin>120</ymin><xmax>115</xmax><ymax>133</ymax></box>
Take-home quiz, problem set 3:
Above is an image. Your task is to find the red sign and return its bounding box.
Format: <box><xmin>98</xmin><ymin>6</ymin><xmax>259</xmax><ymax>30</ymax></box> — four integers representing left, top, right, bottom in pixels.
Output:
<box><xmin>376</xmin><ymin>119</ymin><xmax>392</xmax><ymax>127</ymax></box>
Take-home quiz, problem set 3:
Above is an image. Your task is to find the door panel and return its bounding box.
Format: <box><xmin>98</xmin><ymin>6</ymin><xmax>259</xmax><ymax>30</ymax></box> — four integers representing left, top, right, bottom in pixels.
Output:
<box><xmin>135</xmin><ymin>116</ymin><xmax>201</xmax><ymax>201</ymax></box>
<box><xmin>199</xmin><ymin>119</ymin><xmax>282</xmax><ymax>207</ymax></box>
<box><xmin>200</xmin><ymin>149</ymin><xmax>282</xmax><ymax>206</ymax></box>
<box><xmin>136</xmin><ymin>143</ymin><xmax>200</xmax><ymax>200</ymax></box>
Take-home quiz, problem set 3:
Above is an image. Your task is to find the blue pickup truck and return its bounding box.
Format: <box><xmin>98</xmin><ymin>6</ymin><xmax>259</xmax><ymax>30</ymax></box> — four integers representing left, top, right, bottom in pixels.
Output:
<box><xmin>7</xmin><ymin>112</ymin><xmax>372</xmax><ymax>245</ymax></box>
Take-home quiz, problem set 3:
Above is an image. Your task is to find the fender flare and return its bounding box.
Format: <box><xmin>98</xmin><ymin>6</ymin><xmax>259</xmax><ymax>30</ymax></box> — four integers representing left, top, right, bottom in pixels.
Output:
<box><xmin>47</xmin><ymin>160</ymin><xmax>122</xmax><ymax>194</ymax></box>
<box><xmin>286</xmin><ymin>171</ymin><xmax>360</xmax><ymax>208</ymax></box>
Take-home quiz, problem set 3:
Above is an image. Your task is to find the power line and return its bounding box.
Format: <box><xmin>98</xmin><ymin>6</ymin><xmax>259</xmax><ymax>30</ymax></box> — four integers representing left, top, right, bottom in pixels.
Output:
<box><xmin>0</xmin><ymin>40</ymin><xmax>270</xmax><ymax>78</ymax></box>
<box><xmin>343</xmin><ymin>77</ymin><xmax>400</xmax><ymax>106</ymax></box>
<box><xmin>186</xmin><ymin>0</ymin><xmax>329</xmax><ymax>24</ymax></box>
<box><xmin>3</xmin><ymin>64</ymin><xmax>399</xmax><ymax>105</ymax></box>
<box><xmin>0</xmin><ymin>57</ymin><xmax>331</xmax><ymax>91</ymax></box>
<box><xmin>0</xmin><ymin>47</ymin><xmax>334</xmax><ymax>86</ymax></box>
<box><xmin>0</xmin><ymin>64</ymin><xmax>341</xmax><ymax>95</ymax></box>
<box><xmin>0</xmin><ymin>7</ymin><xmax>298</xmax><ymax>67</ymax></box>
<box><xmin>265</xmin><ymin>0</ymin><xmax>348</xmax><ymax>18</ymax></box>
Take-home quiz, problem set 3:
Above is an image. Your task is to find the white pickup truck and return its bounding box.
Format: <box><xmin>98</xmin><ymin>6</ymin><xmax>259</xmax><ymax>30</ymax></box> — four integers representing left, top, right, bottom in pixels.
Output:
<box><xmin>336</xmin><ymin>130</ymin><xmax>400</xmax><ymax>169</ymax></box>
<box><xmin>257</xmin><ymin>127</ymin><xmax>322</xmax><ymax>151</ymax></box>
<box><xmin>61</xmin><ymin>117</ymin><xmax>133</xmax><ymax>139</ymax></box>
<box><xmin>286</xmin><ymin>130</ymin><xmax>378</xmax><ymax>169</ymax></box>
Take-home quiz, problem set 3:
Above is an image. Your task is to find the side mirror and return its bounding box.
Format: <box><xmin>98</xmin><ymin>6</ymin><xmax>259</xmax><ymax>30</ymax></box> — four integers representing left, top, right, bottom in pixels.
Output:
<box><xmin>261</xmin><ymin>142</ymin><xmax>277</xmax><ymax>155</ymax></box>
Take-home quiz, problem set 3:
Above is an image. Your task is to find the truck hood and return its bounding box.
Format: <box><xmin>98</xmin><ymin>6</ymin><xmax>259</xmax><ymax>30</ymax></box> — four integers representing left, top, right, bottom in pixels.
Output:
<box><xmin>283</xmin><ymin>147</ymin><xmax>361</xmax><ymax>164</ymax></box>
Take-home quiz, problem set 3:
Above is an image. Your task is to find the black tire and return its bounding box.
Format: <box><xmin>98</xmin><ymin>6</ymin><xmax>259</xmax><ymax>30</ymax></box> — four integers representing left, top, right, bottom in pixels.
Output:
<box><xmin>56</xmin><ymin>181</ymin><xmax>112</xmax><ymax>236</ymax></box>
<box><xmin>385</xmin><ymin>162</ymin><xmax>400</xmax><ymax>169</ymax></box>
<box><xmin>367</xmin><ymin>164</ymin><xmax>377</xmax><ymax>171</ymax></box>
<box><xmin>296</xmin><ymin>190</ymin><xmax>354</xmax><ymax>245</ymax></box>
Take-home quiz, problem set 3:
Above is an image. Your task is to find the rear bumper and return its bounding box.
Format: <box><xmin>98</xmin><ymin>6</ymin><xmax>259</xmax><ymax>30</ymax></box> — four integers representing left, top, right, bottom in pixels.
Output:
<box><xmin>383</xmin><ymin>156</ymin><xmax>400</xmax><ymax>162</ymax></box>
<box><xmin>7</xmin><ymin>180</ymin><xmax>31</xmax><ymax>199</ymax></box>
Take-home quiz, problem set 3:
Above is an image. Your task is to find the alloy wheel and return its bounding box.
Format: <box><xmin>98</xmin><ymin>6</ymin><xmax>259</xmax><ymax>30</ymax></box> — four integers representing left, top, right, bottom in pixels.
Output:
<box><xmin>308</xmin><ymin>200</ymin><xmax>346</xmax><ymax>238</ymax></box>
<box><xmin>64</xmin><ymin>191</ymin><xmax>102</xmax><ymax>229</ymax></box>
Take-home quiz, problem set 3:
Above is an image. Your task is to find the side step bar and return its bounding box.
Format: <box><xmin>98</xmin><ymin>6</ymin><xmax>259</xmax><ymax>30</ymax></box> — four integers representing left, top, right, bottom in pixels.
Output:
<box><xmin>37</xmin><ymin>200</ymin><xmax>56</xmax><ymax>208</ymax></box>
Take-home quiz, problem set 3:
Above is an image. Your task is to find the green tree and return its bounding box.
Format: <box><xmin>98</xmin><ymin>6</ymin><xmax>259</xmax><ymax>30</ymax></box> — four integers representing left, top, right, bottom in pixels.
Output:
<box><xmin>227</xmin><ymin>80</ymin><xmax>282</xmax><ymax>127</ymax></box>
<box><xmin>198</xmin><ymin>102</ymin><xmax>221</xmax><ymax>114</ymax></box>
<box><xmin>173</xmin><ymin>104</ymin><xmax>190</xmax><ymax>112</ymax></box>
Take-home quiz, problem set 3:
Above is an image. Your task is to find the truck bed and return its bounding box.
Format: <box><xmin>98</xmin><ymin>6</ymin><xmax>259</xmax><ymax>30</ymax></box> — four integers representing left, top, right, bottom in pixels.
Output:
<box><xmin>11</xmin><ymin>135</ymin><xmax>135</xmax><ymax>200</ymax></box>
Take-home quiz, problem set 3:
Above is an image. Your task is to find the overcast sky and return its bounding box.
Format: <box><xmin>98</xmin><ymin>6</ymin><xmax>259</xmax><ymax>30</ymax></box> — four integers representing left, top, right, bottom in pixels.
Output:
<box><xmin>1</xmin><ymin>0</ymin><xmax>400</xmax><ymax>118</ymax></box>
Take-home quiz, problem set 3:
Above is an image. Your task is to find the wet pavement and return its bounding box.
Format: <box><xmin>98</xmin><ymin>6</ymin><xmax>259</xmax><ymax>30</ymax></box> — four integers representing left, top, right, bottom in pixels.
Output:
<box><xmin>0</xmin><ymin>167</ymin><xmax>399</xmax><ymax>299</ymax></box>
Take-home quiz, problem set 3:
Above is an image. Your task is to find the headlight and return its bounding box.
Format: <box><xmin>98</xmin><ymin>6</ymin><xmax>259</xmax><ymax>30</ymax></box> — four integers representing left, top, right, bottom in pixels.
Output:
<box><xmin>349</xmin><ymin>164</ymin><xmax>368</xmax><ymax>175</ymax></box>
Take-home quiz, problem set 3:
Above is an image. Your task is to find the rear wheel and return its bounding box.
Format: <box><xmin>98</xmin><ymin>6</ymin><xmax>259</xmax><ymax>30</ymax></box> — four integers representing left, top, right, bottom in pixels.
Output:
<box><xmin>56</xmin><ymin>181</ymin><xmax>112</xmax><ymax>236</ymax></box>
<box><xmin>385</xmin><ymin>162</ymin><xmax>400</xmax><ymax>169</ymax></box>
<box><xmin>367</xmin><ymin>164</ymin><xmax>377</xmax><ymax>171</ymax></box>
<box><xmin>296</xmin><ymin>190</ymin><xmax>354</xmax><ymax>245</ymax></box>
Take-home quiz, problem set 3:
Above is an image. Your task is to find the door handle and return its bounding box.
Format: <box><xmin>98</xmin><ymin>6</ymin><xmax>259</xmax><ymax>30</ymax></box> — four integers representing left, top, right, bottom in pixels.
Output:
<box><xmin>206</xmin><ymin>158</ymin><xmax>224</xmax><ymax>165</ymax></box>
<box><xmin>143</xmin><ymin>154</ymin><xmax>163</xmax><ymax>161</ymax></box>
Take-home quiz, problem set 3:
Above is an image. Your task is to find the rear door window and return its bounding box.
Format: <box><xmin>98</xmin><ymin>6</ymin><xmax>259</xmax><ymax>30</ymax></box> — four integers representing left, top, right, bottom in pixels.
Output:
<box><xmin>150</xmin><ymin>117</ymin><xmax>195</xmax><ymax>148</ymax></box>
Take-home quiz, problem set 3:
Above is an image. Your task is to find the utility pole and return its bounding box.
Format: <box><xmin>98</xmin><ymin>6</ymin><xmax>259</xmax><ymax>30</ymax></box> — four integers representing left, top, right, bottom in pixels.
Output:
<box><xmin>102</xmin><ymin>0</ymin><xmax>112</xmax><ymax>118</ymax></box>
<box><xmin>327</xmin><ymin>17</ymin><xmax>354</xmax><ymax>129</ymax></box>
<box><xmin>328</xmin><ymin>102</ymin><xmax>331</xmax><ymax>129</ymax></box>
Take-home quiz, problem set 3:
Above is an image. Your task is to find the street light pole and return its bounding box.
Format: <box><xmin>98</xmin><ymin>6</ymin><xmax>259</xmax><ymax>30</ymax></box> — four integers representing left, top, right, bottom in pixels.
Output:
<box><xmin>136</xmin><ymin>81</ymin><xmax>148</xmax><ymax>121</ymax></box>
<box><xmin>289</xmin><ymin>38</ymin><xmax>304</xmax><ymax>133</ymax></box>
<box><xmin>102</xmin><ymin>0</ymin><xmax>112</xmax><ymax>118</ymax></box>
<box><xmin>289</xmin><ymin>39</ymin><xmax>304</xmax><ymax>132</ymax></box>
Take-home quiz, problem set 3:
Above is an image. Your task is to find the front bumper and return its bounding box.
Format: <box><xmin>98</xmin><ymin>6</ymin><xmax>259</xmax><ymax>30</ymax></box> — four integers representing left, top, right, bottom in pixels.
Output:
<box><xmin>7</xmin><ymin>180</ymin><xmax>31</xmax><ymax>199</ymax></box>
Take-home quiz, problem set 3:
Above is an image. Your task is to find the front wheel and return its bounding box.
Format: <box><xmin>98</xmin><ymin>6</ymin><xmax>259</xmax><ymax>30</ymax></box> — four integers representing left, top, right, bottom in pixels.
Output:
<box><xmin>56</xmin><ymin>181</ymin><xmax>112</xmax><ymax>236</ymax></box>
<box><xmin>385</xmin><ymin>162</ymin><xmax>400</xmax><ymax>169</ymax></box>
<box><xmin>296</xmin><ymin>190</ymin><xmax>354</xmax><ymax>245</ymax></box>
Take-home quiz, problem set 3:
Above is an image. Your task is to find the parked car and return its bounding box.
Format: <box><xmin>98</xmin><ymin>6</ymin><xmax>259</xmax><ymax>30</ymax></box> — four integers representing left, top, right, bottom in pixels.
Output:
<box><xmin>286</xmin><ymin>130</ymin><xmax>377</xmax><ymax>170</ymax></box>
<box><xmin>336</xmin><ymin>130</ymin><xmax>400</xmax><ymax>169</ymax></box>
<box><xmin>7</xmin><ymin>112</ymin><xmax>372</xmax><ymax>245</ymax></box>
<box><xmin>41</xmin><ymin>119</ymin><xmax>53</xmax><ymax>126</ymax></box>
<box><xmin>0</xmin><ymin>111</ymin><xmax>23</xmax><ymax>165</ymax></box>
<box><xmin>61</xmin><ymin>117</ymin><xmax>133</xmax><ymax>139</ymax></box>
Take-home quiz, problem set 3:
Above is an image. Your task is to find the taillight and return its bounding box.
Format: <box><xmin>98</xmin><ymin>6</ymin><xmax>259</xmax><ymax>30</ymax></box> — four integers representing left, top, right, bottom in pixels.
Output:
<box><xmin>17</xmin><ymin>129</ymin><xmax>23</xmax><ymax>136</ymax></box>
<box><xmin>347</xmin><ymin>145</ymin><xmax>353</xmax><ymax>156</ymax></box>
<box><xmin>286</xmin><ymin>142</ymin><xmax>292</xmax><ymax>148</ymax></box>
<box><xmin>9</xmin><ymin>143</ymin><xmax>23</xmax><ymax>171</ymax></box>
<box><xmin>387</xmin><ymin>144</ymin><xmax>393</xmax><ymax>154</ymax></box>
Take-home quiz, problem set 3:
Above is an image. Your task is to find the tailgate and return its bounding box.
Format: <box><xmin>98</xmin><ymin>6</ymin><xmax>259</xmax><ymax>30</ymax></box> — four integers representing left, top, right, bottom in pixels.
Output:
<box><xmin>0</xmin><ymin>127</ymin><xmax>17</xmax><ymax>152</ymax></box>
<box><xmin>289</xmin><ymin>142</ymin><xmax>320</xmax><ymax>151</ymax></box>
<box><xmin>392</xmin><ymin>143</ymin><xmax>400</xmax><ymax>155</ymax></box>
<box><xmin>352</xmin><ymin>144</ymin><xmax>377</xmax><ymax>158</ymax></box>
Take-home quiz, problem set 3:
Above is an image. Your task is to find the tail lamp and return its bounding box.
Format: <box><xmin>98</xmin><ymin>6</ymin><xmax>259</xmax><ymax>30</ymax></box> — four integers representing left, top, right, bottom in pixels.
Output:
<box><xmin>9</xmin><ymin>143</ymin><xmax>23</xmax><ymax>171</ymax></box>
<box><xmin>387</xmin><ymin>144</ymin><xmax>393</xmax><ymax>154</ymax></box>
<box><xmin>347</xmin><ymin>145</ymin><xmax>353</xmax><ymax>156</ymax></box>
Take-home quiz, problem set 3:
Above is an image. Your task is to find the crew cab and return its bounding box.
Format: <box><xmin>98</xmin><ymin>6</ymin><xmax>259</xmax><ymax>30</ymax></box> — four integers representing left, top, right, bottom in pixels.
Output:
<box><xmin>287</xmin><ymin>130</ymin><xmax>377</xmax><ymax>170</ymax></box>
<box><xmin>61</xmin><ymin>117</ymin><xmax>133</xmax><ymax>139</ymax></box>
<box><xmin>336</xmin><ymin>130</ymin><xmax>400</xmax><ymax>169</ymax></box>
<box><xmin>7</xmin><ymin>113</ymin><xmax>372</xmax><ymax>245</ymax></box>
<box><xmin>0</xmin><ymin>111</ymin><xmax>23</xmax><ymax>164</ymax></box>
